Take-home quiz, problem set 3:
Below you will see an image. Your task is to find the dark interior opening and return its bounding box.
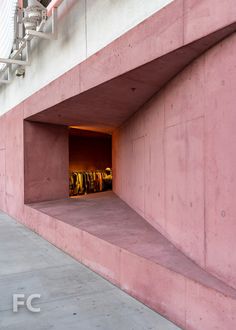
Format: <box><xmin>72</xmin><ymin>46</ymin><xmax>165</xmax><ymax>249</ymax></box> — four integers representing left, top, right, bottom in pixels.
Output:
<box><xmin>69</xmin><ymin>127</ymin><xmax>112</xmax><ymax>197</ymax></box>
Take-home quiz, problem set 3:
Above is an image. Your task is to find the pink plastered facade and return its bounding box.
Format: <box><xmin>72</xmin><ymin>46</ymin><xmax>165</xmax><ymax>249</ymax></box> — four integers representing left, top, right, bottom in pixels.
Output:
<box><xmin>1</xmin><ymin>1</ymin><xmax>236</xmax><ymax>329</ymax></box>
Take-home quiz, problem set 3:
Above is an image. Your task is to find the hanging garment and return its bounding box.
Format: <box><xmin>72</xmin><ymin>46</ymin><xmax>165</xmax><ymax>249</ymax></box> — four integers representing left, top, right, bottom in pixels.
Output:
<box><xmin>69</xmin><ymin>169</ymin><xmax>112</xmax><ymax>196</ymax></box>
<box><xmin>78</xmin><ymin>172</ymin><xmax>84</xmax><ymax>194</ymax></box>
<box><xmin>89</xmin><ymin>172</ymin><xmax>94</xmax><ymax>192</ymax></box>
<box><xmin>98</xmin><ymin>172</ymin><xmax>103</xmax><ymax>191</ymax></box>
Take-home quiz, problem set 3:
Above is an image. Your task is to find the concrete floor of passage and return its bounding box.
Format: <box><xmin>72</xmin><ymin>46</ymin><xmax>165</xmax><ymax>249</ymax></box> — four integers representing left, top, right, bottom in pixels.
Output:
<box><xmin>0</xmin><ymin>210</ymin><xmax>180</xmax><ymax>330</ymax></box>
<box><xmin>30</xmin><ymin>191</ymin><xmax>236</xmax><ymax>299</ymax></box>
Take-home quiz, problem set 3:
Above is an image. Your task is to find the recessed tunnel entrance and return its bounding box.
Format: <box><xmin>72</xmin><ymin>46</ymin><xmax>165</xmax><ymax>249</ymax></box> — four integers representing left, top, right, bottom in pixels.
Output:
<box><xmin>23</xmin><ymin>120</ymin><xmax>113</xmax><ymax>204</ymax></box>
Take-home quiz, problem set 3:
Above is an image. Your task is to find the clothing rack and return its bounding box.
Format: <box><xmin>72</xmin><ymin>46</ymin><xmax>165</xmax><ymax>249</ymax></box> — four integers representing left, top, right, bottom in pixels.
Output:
<box><xmin>69</xmin><ymin>169</ymin><xmax>112</xmax><ymax>196</ymax></box>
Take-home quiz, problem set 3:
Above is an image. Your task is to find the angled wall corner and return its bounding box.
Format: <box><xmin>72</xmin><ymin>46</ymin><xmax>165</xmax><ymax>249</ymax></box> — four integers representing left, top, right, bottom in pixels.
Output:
<box><xmin>113</xmin><ymin>32</ymin><xmax>236</xmax><ymax>290</ymax></box>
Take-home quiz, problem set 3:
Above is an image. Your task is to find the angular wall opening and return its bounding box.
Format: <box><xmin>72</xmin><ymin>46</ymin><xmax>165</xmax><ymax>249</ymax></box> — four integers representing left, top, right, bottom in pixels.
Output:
<box><xmin>24</xmin><ymin>121</ymin><xmax>113</xmax><ymax>204</ymax></box>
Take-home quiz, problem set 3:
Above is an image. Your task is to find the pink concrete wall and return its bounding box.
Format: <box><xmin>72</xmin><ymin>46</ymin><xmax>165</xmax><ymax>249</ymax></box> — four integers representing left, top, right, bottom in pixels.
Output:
<box><xmin>0</xmin><ymin>106</ymin><xmax>24</xmax><ymax>220</ymax></box>
<box><xmin>0</xmin><ymin>2</ymin><xmax>235</xmax><ymax>326</ymax></box>
<box><xmin>0</xmin><ymin>115</ymin><xmax>6</xmax><ymax>212</ymax></box>
<box><xmin>24</xmin><ymin>121</ymin><xmax>69</xmax><ymax>203</ymax></box>
<box><xmin>113</xmin><ymin>32</ymin><xmax>236</xmax><ymax>289</ymax></box>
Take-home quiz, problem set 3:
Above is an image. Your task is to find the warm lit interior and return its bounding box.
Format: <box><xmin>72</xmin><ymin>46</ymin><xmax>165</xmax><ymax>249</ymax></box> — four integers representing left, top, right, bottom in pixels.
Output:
<box><xmin>69</xmin><ymin>127</ymin><xmax>112</xmax><ymax>197</ymax></box>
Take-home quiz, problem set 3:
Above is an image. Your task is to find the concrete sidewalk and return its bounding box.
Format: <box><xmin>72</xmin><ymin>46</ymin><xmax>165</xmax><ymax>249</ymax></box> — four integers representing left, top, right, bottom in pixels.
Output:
<box><xmin>0</xmin><ymin>211</ymin><xmax>180</xmax><ymax>330</ymax></box>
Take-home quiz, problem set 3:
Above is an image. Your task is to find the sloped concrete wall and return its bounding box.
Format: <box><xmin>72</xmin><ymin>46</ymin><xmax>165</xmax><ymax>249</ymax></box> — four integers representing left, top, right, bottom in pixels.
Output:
<box><xmin>113</xmin><ymin>32</ymin><xmax>236</xmax><ymax>289</ymax></box>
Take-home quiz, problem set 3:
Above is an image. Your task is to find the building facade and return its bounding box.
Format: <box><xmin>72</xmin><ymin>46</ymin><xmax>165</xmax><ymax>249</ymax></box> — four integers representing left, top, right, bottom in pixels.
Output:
<box><xmin>0</xmin><ymin>1</ymin><xmax>236</xmax><ymax>329</ymax></box>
